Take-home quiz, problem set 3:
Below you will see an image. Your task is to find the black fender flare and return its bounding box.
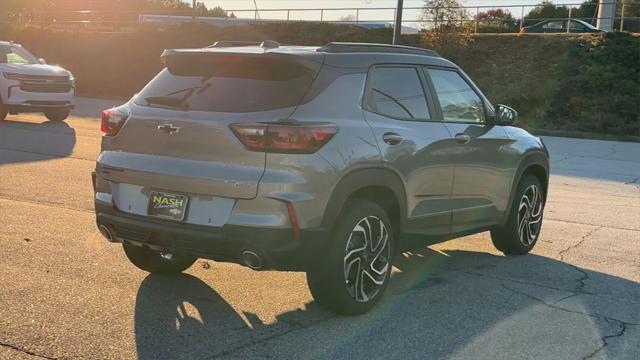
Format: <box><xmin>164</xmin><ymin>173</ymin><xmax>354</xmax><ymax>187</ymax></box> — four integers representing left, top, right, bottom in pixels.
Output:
<box><xmin>502</xmin><ymin>150</ymin><xmax>550</xmax><ymax>225</ymax></box>
<box><xmin>321</xmin><ymin>167</ymin><xmax>408</xmax><ymax>232</ymax></box>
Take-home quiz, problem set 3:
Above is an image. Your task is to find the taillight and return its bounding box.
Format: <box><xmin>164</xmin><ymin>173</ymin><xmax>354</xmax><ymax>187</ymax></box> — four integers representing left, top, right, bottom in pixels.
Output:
<box><xmin>519</xmin><ymin>27</ymin><xmax>527</xmax><ymax>33</ymax></box>
<box><xmin>100</xmin><ymin>108</ymin><xmax>128</xmax><ymax>136</ymax></box>
<box><xmin>230</xmin><ymin>121</ymin><xmax>337</xmax><ymax>154</ymax></box>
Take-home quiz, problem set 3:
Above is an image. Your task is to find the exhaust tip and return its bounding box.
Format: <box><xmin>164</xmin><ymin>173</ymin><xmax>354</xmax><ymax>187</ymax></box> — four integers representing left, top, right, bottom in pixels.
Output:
<box><xmin>241</xmin><ymin>250</ymin><xmax>263</xmax><ymax>270</ymax></box>
<box><xmin>98</xmin><ymin>224</ymin><xmax>114</xmax><ymax>242</ymax></box>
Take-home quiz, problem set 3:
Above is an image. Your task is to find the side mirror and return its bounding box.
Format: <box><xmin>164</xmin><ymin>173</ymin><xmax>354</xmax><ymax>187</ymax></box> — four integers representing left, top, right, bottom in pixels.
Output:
<box><xmin>38</xmin><ymin>58</ymin><xmax>47</xmax><ymax>65</ymax></box>
<box><xmin>492</xmin><ymin>104</ymin><xmax>518</xmax><ymax>125</ymax></box>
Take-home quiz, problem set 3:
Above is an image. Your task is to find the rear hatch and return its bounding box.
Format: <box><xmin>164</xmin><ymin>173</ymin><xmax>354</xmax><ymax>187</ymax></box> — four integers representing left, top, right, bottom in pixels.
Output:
<box><xmin>97</xmin><ymin>50</ymin><xmax>323</xmax><ymax>199</ymax></box>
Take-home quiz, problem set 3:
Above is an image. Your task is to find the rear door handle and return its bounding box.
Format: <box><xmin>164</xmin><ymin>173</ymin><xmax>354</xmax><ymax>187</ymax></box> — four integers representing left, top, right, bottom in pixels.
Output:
<box><xmin>383</xmin><ymin>132</ymin><xmax>403</xmax><ymax>145</ymax></box>
<box><xmin>455</xmin><ymin>134</ymin><xmax>471</xmax><ymax>144</ymax></box>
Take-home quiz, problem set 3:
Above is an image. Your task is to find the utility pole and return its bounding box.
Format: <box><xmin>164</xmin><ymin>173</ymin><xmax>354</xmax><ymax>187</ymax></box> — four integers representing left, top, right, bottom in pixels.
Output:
<box><xmin>596</xmin><ymin>0</ymin><xmax>616</xmax><ymax>31</ymax></box>
<box><xmin>393</xmin><ymin>0</ymin><xmax>404</xmax><ymax>45</ymax></box>
<box><xmin>193</xmin><ymin>0</ymin><xmax>197</xmax><ymax>20</ymax></box>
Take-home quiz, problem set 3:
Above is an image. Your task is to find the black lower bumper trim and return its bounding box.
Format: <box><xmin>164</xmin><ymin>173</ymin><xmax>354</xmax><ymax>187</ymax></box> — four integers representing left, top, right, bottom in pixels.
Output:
<box><xmin>95</xmin><ymin>204</ymin><xmax>329</xmax><ymax>271</ymax></box>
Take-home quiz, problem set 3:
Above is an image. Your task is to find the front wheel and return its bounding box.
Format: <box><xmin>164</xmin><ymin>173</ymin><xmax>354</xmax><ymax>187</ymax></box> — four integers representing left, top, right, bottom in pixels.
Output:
<box><xmin>306</xmin><ymin>200</ymin><xmax>394</xmax><ymax>315</ymax></box>
<box><xmin>491</xmin><ymin>175</ymin><xmax>545</xmax><ymax>255</ymax></box>
<box><xmin>44</xmin><ymin>109</ymin><xmax>71</xmax><ymax>122</ymax></box>
<box><xmin>122</xmin><ymin>243</ymin><xmax>197</xmax><ymax>274</ymax></box>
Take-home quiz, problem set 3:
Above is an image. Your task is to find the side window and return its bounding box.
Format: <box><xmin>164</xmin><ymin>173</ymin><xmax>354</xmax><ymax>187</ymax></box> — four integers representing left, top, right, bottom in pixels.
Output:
<box><xmin>365</xmin><ymin>66</ymin><xmax>430</xmax><ymax>120</ymax></box>
<box><xmin>569</xmin><ymin>21</ymin><xmax>586</xmax><ymax>31</ymax></box>
<box><xmin>6</xmin><ymin>51</ymin><xmax>29</xmax><ymax>64</ymax></box>
<box><xmin>0</xmin><ymin>46</ymin><xmax>31</xmax><ymax>64</ymax></box>
<box><xmin>426</xmin><ymin>68</ymin><xmax>485</xmax><ymax>123</ymax></box>
<box><xmin>543</xmin><ymin>21</ymin><xmax>565</xmax><ymax>30</ymax></box>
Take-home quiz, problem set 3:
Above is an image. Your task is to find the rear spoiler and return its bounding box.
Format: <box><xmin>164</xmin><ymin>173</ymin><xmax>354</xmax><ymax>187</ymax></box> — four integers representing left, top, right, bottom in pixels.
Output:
<box><xmin>160</xmin><ymin>47</ymin><xmax>325</xmax><ymax>67</ymax></box>
<box><xmin>208</xmin><ymin>40</ymin><xmax>280</xmax><ymax>49</ymax></box>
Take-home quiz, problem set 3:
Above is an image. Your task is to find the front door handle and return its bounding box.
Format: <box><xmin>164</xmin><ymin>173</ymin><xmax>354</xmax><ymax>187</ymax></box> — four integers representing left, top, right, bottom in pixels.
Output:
<box><xmin>455</xmin><ymin>134</ymin><xmax>471</xmax><ymax>144</ymax></box>
<box><xmin>383</xmin><ymin>132</ymin><xmax>403</xmax><ymax>145</ymax></box>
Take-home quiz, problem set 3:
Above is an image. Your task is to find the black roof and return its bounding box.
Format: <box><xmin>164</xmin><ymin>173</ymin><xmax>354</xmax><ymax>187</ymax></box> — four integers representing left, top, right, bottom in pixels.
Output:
<box><xmin>317</xmin><ymin>42</ymin><xmax>441</xmax><ymax>57</ymax></box>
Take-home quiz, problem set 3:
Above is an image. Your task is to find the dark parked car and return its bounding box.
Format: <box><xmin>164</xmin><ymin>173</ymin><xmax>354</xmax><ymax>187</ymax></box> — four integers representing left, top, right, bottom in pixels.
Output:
<box><xmin>94</xmin><ymin>42</ymin><xmax>550</xmax><ymax>315</ymax></box>
<box><xmin>520</xmin><ymin>19</ymin><xmax>604</xmax><ymax>33</ymax></box>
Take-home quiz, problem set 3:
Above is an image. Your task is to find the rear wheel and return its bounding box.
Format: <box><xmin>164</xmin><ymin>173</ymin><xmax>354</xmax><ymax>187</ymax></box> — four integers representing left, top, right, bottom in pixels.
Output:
<box><xmin>306</xmin><ymin>200</ymin><xmax>393</xmax><ymax>315</ymax></box>
<box><xmin>491</xmin><ymin>175</ymin><xmax>545</xmax><ymax>255</ymax></box>
<box><xmin>122</xmin><ymin>243</ymin><xmax>197</xmax><ymax>274</ymax></box>
<box><xmin>44</xmin><ymin>109</ymin><xmax>70</xmax><ymax>122</ymax></box>
<box><xmin>0</xmin><ymin>102</ymin><xmax>7</xmax><ymax>121</ymax></box>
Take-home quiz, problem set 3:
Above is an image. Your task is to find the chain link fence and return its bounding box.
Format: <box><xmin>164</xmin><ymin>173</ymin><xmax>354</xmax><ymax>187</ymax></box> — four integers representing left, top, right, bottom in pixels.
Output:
<box><xmin>1</xmin><ymin>2</ymin><xmax>638</xmax><ymax>33</ymax></box>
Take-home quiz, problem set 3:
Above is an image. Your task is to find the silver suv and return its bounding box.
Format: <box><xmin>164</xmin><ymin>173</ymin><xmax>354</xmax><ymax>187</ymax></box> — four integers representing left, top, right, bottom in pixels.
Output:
<box><xmin>93</xmin><ymin>42</ymin><xmax>549</xmax><ymax>315</ymax></box>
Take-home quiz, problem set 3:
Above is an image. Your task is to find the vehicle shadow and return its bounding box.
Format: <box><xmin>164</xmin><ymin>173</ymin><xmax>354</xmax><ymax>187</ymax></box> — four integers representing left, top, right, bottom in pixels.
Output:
<box><xmin>0</xmin><ymin>117</ymin><xmax>76</xmax><ymax>165</ymax></box>
<box><xmin>134</xmin><ymin>249</ymin><xmax>639</xmax><ymax>359</ymax></box>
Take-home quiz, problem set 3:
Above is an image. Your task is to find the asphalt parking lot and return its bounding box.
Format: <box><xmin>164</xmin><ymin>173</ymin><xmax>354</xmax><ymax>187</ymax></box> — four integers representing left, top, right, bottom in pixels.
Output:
<box><xmin>1</xmin><ymin>106</ymin><xmax>638</xmax><ymax>359</ymax></box>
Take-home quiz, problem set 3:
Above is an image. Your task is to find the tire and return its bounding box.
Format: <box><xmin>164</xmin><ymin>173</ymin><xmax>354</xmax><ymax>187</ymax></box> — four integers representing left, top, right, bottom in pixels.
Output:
<box><xmin>44</xmin><ymin>109</ymin><xmax>71</xmax><ymax>122</ymax></box>
<box><xmin>306</xmin><ymin>199</ymin><xmax>394</xmax><ymax>315</ymax></box>
<box><xmin>122</xmin><ymin>243</ymin><xmax>197</xmax><ymax>275</ymax></box>
<box><xmin>491</xmin><ymin>175</ymin><xmax>545</xmax><ymax>255</ymax></box>
<box><xmin>0</xmin><ymin>102</ymin><xmax>7</xmax><ymax>122</ymax></box>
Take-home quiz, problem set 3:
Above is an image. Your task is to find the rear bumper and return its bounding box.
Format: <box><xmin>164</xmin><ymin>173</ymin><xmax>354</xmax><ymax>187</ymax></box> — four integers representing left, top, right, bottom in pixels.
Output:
<box><xmin>6</xmin><ymin>102</ymin><xmax>74</xmax><ymax>113</ymax></box>
<box><xmin>95</xmin><ymin>202</ymin><xmax>329</xmax><ymax>271</ymax></box>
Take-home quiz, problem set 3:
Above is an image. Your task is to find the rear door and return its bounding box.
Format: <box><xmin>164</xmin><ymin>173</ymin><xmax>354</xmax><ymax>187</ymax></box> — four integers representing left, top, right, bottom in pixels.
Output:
<box><xmin>423</xmin><ymin>67</ymin><xmax>517</xmax><ymax>232</ymax></box>
<box><xmin>98</xmin><ymin>54</ymin><xmax>320</xmax><ymax>200</ymax></box>
<box><xmin>362</xmin><ymin>65</ymin><xmax>454</xmax><ymax>235</ymax></box>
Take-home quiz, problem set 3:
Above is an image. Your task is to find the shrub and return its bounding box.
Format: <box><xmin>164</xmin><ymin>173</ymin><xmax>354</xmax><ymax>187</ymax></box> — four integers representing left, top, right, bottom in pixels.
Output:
<box><xmin>539</xmin><ymin>32</ymin><xmax>640</xmax><ymax>136</ymax></box>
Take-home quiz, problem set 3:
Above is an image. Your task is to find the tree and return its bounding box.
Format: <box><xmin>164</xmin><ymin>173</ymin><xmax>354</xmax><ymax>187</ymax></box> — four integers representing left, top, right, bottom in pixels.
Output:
<box><xmin>194</xmin><ymin>3</ymin><xmax>233</xmax><ymax>18</ymax></box>
<box><xmin>523</xmin><ymin>1</ymin><xmax>568</xmax><ymax>25</ymax></box>
<box><xmin>420</xmin><ymin>0</ymin><xmax>469</xmax><ymax>30</ymax></box>
<box><xmin>574</xmin><ymin>0</ymin><xmax>598</xmax><ymax>22</ymax></box>
<box><xmin>475</xmin><ymin>8</ymin><xmax>517</xmax><ymax>33</ymax></box>
<box><xmin>475</xmin><ymin>9</ymin><xmax>515</xmax><ymax>26</ymax></box>
<box><xmin>420</xmin><ymin>0</ymin><xmax>473</xmax><ymax>52</ymax></box>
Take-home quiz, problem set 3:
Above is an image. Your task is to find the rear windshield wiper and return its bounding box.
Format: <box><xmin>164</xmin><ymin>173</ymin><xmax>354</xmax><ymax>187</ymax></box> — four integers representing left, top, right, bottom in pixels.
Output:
<box><xmin>165</xmin><ymin>83</ymin><xmax>210</xmax><ymax>97</ymax></box>
<box><xmin>144</xmin><ymin>96</ymin><xmax>189</xmax><ymax>110</ymax></box>
<box><xmin>144</xmin><ymin>83</ymin><xmax>212</xmax><ymax>110</ymax></box>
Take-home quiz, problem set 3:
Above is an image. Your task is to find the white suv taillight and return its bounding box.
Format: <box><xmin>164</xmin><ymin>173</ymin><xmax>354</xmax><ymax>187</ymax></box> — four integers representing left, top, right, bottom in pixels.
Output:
<box><xmin>100</xmin><ymin>108</ymin><xmax>128</xmax><ymax>136</ymax></box>
<box><xmin>230</xmin><ymin>121</ymin><xmax>338</xmax><ymax>154</ymax></box>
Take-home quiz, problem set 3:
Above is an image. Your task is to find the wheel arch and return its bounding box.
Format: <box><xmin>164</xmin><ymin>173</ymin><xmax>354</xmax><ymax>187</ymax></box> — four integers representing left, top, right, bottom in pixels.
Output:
<box><xmin>502</xmin><ymin>151</ymin><xmax>549</xmax><ymax>225</ymax></box>
<box><xmin>321</xmin><ymin>167</ymin><xmax>407</xmax><ymax>237</ymax></box>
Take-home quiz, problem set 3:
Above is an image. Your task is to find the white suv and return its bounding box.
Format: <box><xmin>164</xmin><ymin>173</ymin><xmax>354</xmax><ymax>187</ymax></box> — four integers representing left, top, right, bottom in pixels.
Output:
<box><xmin>0</xmin><ymin>41</ymin><xmax>75</xmax><ymax>122</ymax></box>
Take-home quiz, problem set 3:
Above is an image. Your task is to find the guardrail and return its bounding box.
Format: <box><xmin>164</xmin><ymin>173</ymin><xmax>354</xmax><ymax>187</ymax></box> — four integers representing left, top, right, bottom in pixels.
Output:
<box><xmin>1</xmin><ymin>2</ymin><xmax>638</xmax><ymax>33</ymax></box>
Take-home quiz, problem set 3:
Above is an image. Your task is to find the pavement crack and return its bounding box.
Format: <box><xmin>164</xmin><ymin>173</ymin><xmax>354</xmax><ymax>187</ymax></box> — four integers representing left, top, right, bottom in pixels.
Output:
<box><xmin>206</xmin><ymin>315</ymin><xmax>336</xmax><ymax>359</ymax></box>
<box><xmin>499</xmin><ymin>281</ymin><xmax>639</xmax><ymax>326</ymax></box>
<box><xmin>447</xmin><ymin>267</ymin><xmax>571</xmax><ymax>294</ymax></box>
<box><xmin>558</xmin><ymin>226</ymin><xmax>603</xmax><ymax>262</ymax></box>
<box><xmin>557</xmin><ymin>226</ymin><xmax>603</xmax><ymax>293</ymax></box>
<box><xmin>582</xmin><ymin>318</ymin><xmax>627</xmax><ymax>360</ymax></box>
<box><xmin>0</xmin><ymin>342</ymin><xmax>57</xmax><ymax>359</ymax></box>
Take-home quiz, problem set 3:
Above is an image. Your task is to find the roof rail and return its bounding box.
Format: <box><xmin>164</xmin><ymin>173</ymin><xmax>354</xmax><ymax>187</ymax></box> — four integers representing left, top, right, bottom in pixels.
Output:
<box><xmin>208</xmin><ymin>40</ymin><xmax>280</xmax><ymax>49</ymax></box>
<box><xmin>317</xmin><ymin>42</ymin><xmax>440</xmax><ymax>57</ymax></box>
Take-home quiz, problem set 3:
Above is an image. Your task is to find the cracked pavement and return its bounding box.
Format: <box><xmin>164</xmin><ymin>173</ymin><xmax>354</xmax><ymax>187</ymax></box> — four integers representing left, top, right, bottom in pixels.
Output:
<box><xmin>1</xmin><ymin>106</ymin><xmax>639</xmax><ymax>359</ymax></box>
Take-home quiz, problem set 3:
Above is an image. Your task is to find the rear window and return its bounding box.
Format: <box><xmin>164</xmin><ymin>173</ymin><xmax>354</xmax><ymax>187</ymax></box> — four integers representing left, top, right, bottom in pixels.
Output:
<box><xmin>134</xmin><ymin>55</ymin><xmax>317</xmax><ymax>113</ymax></box>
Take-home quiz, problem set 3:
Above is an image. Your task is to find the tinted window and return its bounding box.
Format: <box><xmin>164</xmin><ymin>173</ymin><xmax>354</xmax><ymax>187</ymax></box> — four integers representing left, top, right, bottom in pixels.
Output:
<box><xmin>0</xmin><ymin>45</ymin><xmax>37</xmax><ymax>64</ymax></box>
<box><xmin>427</xmin><ymin>69</ymin><xmax>485</xmax><ymax>123</ymax></box>
<box><xmin>569</xmin><ymin>21</ymin><xmax>586</xmax><ymax>30</ymax></box>
<box><xmin>543</xmin><ymin>21</ymin><xmax>565</xmax><ymax>30</ymax></box>
<box><xmin>365</xmin><ymin>67</ymin><xmax>430</xmax><ymax>120</ymax></box>
<box><xmin>135</xmin><ymin>55</ymin><xmax>316</xmax><ymax>113</ymax></box>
